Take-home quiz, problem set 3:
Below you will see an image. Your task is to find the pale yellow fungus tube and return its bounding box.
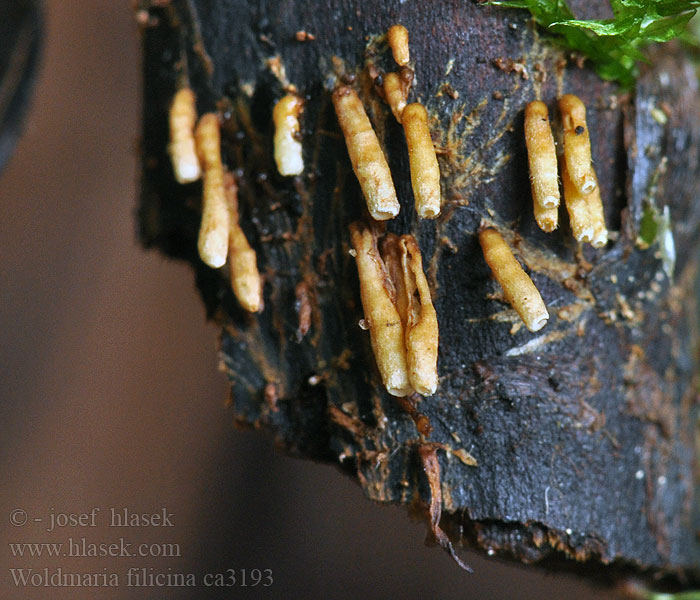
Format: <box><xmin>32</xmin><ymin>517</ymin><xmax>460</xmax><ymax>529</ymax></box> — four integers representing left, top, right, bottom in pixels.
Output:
<box><xmin>333</xmin><ymin>87</ymin><xmax>400</xmax><ymax>220</ymax></box>
<box><xmin>272</xmin><ymin>94</ymin><xmax>304</xmax><ymax>176</ymax></box>
<box><xmin>195</xmin><ymin>113</ymin><xmax>230</xmax><ymax>268</ymax></box>
<box><xmin>524</xmin><ymin>101</ymin><xmax>559</xmax><ymax>232</ymax></box>
<box><xmin>168</xmin><ymin>88</ymin><xmax>201</xmax><ymax>184</ymax></box>
<box><xmin>383</xmin><ymin>72</ymin><xmax>407</xmax><ymax>123</ymax></box>
<box><xmin>350</xmin><ymin>222</ymin><xmax>413</xmax><ymax>397</ymax></box>
<box><xmin>479</xmin><ymin>227</ymin><xmax>549</xmax><ymax>332</ymax></box>
<box><xmin>561</xmin><ymin>162</ymin><xmax>594</xmax><ymax>244</ymax></box>
<box><xmin>402</xmin><ymin>103</ymin><xmax>441</xmax><ymax>219</ymax></box>
<box><xmin>584</xmin><ymin>174</ymin><xmax>608</xmax><ymax>248</ymax></box>
<box><xmin>399</xmin><ymin>235</ymin><xmax>439</xmax><ymax>396</ymax></box>
<box><xmin>559</xmin><ymin>93</ymin><xmax>597</xmax><ymax>195</ymax></box>
<box><xmin>223</xmin><ymin>172</ymin><xmax>263</xmax><ymax>312</ymax></box>
<box><xmin>387</xmin><ymin>25</ymin><xmax>410</xmax><ymax>67</ymax></box>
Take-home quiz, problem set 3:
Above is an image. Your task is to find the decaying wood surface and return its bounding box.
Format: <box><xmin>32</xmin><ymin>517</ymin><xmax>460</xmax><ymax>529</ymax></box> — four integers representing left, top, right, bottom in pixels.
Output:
<box><xmin>138</xmin><ymin>0</ymin><xmax>700</xmax><ymax>585</ymax></box>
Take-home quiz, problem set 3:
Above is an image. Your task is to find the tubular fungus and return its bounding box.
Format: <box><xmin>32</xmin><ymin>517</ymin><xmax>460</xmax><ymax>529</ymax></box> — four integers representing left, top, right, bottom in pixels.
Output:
<box><xmin>383</xmin><ymin>72</ymin><xmax>407</xmax><ymax>123</ymax></box>
<box><xmin>524</xmin><ymin>101</ymin><xmax>559</xmax><ymax>232</ymax></box>
<box><xmin>272</xmin><ymin>93</ymin><xmax>304</xmax><ymax>176</ymax></box>
<box><xmin>479</xmin><ymin>227</ymin><xmax>549</xmax><ymax>332</ymax></box>
<box><xmin>399</xmin><ymin>235</ymin><xmax>439</xmax><ymax>396</ymax></box>
<box><xmin>195</xmin><ymin>113</ymin><xmax>230</xmax><ymax>268</ymax></box>
<box><xmin>350</xmin><ymin>222</ymin><xmax>413</xmax><ymax>397</ymax></box>
<box><xmin>387</xmin><ymin>24</ymin><xmax>410</xmax><ymax>67</ymax></box>
<box><xmin>223</xmin><ymin>171</ymin><xmax>263</xmax><ymax>312</ymax></box>
<box><xmin>584</xmin><ymin>174</ymin><xmax>608</xmax><ymax>248</ymax></box>
<box><xmin>168</xmin><ymin>87</ymin><xmax>201</xmax><ymax>184</ymax></box>
<box><xmin>402</xmin><ymin>103</ymin><xmax>441</xmax><ymax>219</ymax></box>
<box><xmin>559</xmin><ymin>93</ymin><xmax>597</xmax><ymax>195</ymax></box>
<box><xmin>333</xmin><ymin>86</ymin><xmax>400</xmax><ymax>220</ymax></box>
<box><xmin>562</xmin><ymin>161</ymin><xmax>595</xmax><ymax>244</ymax></box>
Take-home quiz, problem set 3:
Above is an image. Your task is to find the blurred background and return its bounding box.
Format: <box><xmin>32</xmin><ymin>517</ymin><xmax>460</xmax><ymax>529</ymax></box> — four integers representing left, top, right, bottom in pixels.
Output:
<box><xmin>0</xmin><ymin>2</ymin><xmax>617</xmax><ymax>598</ymax></box>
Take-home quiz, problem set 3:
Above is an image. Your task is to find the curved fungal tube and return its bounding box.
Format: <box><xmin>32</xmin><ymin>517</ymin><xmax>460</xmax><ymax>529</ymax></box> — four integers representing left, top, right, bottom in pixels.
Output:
<box><xmin>559</xmin><ymin>94</ymin><xmax>597</xmax><ymax>195</ymax></box>
<box><xmin>168</xmin><ymin>87</ymin><xmax>201</xmax><ymax>184</ymax></box>
<box><xmin>399</xmin><ymin>236</ymin><xmax>439</xmax><ymax>396</ymax></box>
<box><xmin>402</xmin><ymin>103</ymin><xmax>441</xmax><ymax>219</ymax></box>
<box><xmin>387</xmin><ymin>24</ymin><xmax>410</xmax><ymax>67</ymax></box>
<box><xmin>350</xmin><ymin>222</ymin><xmax>413</xmax><ymax>397</ymax></box>
<box><xmin>479</xmin><ymin>227</ymin><xmax>549</xmax><ymax>332</ymax></box>
<box><xmin>383</xmin><ymin>72</ymin><xmax>407</xmax><ymax>123</ymax></box>
<box><xmin>333</xmin><ymin>86</ymin><xmax>400</xmax><ymax>220</ymax></box>
<box><xmin>195</xmin><ymin>113</ymin><xmax>230</xmax><ymax>268</ymax></box>
<box><xmin>561</xmin><ymin>161</ymin><xmax>594</xmax><ymax>243</ymax></box>
<box><xmin>272</xmin><ymin>94</ymin><xmax>304</xmax><ymax>176</ymax></box>
<box><xmin>524</xmin><ymin>101</ymin><xmax>559</xmax><ymax>232</ymax></box>
<box><xmin>223</xmin><ymin>171</ymin><xmax>263</xmax><ymax>312</ymax></box>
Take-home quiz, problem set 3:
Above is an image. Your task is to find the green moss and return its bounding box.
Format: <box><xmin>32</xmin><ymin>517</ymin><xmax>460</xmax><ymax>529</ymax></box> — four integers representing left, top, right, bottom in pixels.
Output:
<box><xmin>486</xmin><ymin>0</ymin><xmax>700</xmax><ymax>87</ymax></box>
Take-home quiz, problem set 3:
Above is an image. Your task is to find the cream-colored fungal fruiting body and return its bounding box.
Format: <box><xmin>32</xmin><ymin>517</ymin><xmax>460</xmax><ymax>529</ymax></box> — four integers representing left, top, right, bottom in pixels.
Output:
<box><xmin>387</xmin><ymin>24</ymin><xmax>410</xmax><ymax>67</ymax></box>
<box><xmin>399</xmin><ymin>236</ymin><xmax>439</xmax><ymax>395</ymax></box>
<box><xmin>561</xmin><ymin>161</ymin><xmax>594</xmax><ymax>243</ymax></box>
<box><xmin>583</xmin><ymin>173</ymin><xmax>608</xmax><ymax>248</ymax></box>
<box><xmin>383</xmin><ymin>72</ymin><xmax>407</xmax><ymax>123</ymax></box>
<box><xmin>402</xmin><ymin>103</ymin><xmax>441</xmax><ymax>219</ymax></box>
<box><xmin>333</xmin><ymin>86</ymin><xmax>400</xmax><ymax>220</ymax></box>
<box><xmin>223</xmin><ymin>171</ymin><xmax>263</xmax><ymax>312</ymax></box>
<box><xmin>349</xmin><ymin>223</ymin><xmax>412</xmax><ymax>397</ymax></box>
<box><xmin>272</xmin><ymin>94</ymin><xmax>304</xmax><ymax>176</ymax></box>
<box><xmin>524</xmin><ymin>101</ymin><xmax>559</xmax><ymax>232</ymax></box>
<box><xmin>195</xmin><ymin>113</ymin><xmax>230</xmax><ymax>268</ymax></box>
<box><xmin>479</xmin><ymin>227</ymin><xmax>549</xmax><ymax>332</ymax></box>
<box><xmin>168</xmin><ymin>87</ymin><xmax>201</xmax><ymax>184</ymax></box>
<box><xmin>559</xmin><ymin>93</ymin><xmax>597</xmax><ymax>195</ymax></box>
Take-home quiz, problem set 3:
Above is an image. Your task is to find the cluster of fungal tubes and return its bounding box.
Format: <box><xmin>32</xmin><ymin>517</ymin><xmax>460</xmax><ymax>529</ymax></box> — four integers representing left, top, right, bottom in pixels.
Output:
<box><xmin>167</xmin><ymin>87</ymin><xmax>263</xmax><ymax>313</ymax></box>
<box><xmin>350</xmin><ymin>223</ymin><xmax>438</xmax><ymax>397</ymax></box>
<box><xmin>337</xmin><ymin>25</ymin><xmax>442</xmax><ymax>396</ymax></box>
<box><xmin>524</xmin><ymin>94</ymin><xmax>608</xmax><ymax>247</ymax></box>
<box><xmin>165</xmin><ymin>27</ymin><xmax>611</xmax><ymax>401</ymax></box>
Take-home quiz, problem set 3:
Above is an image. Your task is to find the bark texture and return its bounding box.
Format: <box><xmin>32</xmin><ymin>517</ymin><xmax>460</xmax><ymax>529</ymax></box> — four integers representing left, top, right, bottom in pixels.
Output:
<box><xmin>138</xmin><ymin>0</ymin><xmax>700</xmax><ymax>584</ymax></box>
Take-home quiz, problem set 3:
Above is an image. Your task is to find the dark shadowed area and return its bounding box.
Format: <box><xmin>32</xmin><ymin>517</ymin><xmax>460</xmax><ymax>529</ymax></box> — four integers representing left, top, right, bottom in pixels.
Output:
<box><xmin>0</xmin><ymin>2</ymin><xmax>618</xmax><ymax>598</ymax></box>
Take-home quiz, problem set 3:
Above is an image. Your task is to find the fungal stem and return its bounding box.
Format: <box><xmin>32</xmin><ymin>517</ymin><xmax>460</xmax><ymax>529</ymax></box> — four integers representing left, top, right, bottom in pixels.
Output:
<box><xmin>524</xmin><ymin>100</ymin><xmax>559</xmax><ymax>232</ymax></box>
<box><xmin>387</xmin><ymin>24</ymin><xmax>410</xmax><ymax>67</ymax></box>
<box><xmin>168</xmin><ymin>87</ymin><xmax>201</xmax><ymax>184</ymax></box>
<box><xmin>350</xmin><ymin>222</ymin><xmax>413</xmax><ymax>397</ymax></box>
<box><xmin>478</xmin><ymin>227</ymin><xmax>549</xmax><ymax>332</ymax></box>
<box><xmin>559</xmin><ymin>93</ymin><xmax>597</xmax><ymax>195</ymax></box>
<box><xmin>383</xmin><ymin>72</ymin><xmax>407</xmax><ymax>123</ymax></box>
<box><xmin>399</xmin><ymin>235</ymin><xmax>439</xmax><ymax>396</ymax></box>
<box><xmin>195</xmin><ymin>113</ymin><xmax>230</xmax><ymax>268</ymax></box>
<box><xmin>223</xmin><ymin>171</ymin><xmax>263</xmax><ymax>312</ymax></box>
<box><xmin>402</xmin><ymin>103</ymin><xmax>441</xmax><ymax>219</ymax></box>
<box><xmin>561</xmin><ymin>161</ymin><xmax>595</xmax><ymax>244</ymax></box>
<box><xmin>272</xmin><ymin>94</ymin><xmax>304</xmax><ymax>176</ymax></box>
<box><xmin>333</xmin><ymin>86</ymin><xmax>400</xmax><ymax>220</ymax></box>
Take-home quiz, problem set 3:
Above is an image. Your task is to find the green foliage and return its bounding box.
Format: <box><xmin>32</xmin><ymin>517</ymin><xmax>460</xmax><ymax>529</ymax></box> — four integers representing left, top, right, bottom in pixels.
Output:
<box><xmin>487</xmin><ymin>0</ymin><xmax>700</xmax><ymax>87</ymax></box>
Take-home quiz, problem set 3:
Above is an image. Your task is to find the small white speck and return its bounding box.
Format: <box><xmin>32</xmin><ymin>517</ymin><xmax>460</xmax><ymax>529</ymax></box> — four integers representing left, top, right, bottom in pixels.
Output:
<box><xmin>487</xmin><ymin>548</ymin><xmax>495</xmax><ymax>556</ymax></box>
<box><xmin>565</xmin><ymin>528</ymin><xmax>572</xmax><ymax>535</ymax></box>
<box><xmin>358</xmin><ymin>319</ymin><xmax>369</xmax><ymax>330</ymax></box>
<box><xmin>635</xmin><ymin>470</ymin><xmax>644</xmax><ymax>480</ymax></box>
<box><xmin>659</xmin><ymin>72</ymin><xmax>670</xmax><ymax>87</ymax></box>
<box><xmin>627</xmin><ymin>275</ymin><xmax>635</xmax><ymax>283</ymax></box>
<box><xmin>657</xmin><ymin>475</ymin><xmax>667</xmax><ymax>486</ymax></box>
<box><xmin>348</xmin><ymin>249</ymin><xmax>357</xmax><ymax>257</ymax></box>
<box><xmin>610</xmin><ymin>274</ymin><xmax>617</xmax><ymax>284</ymax></box>
<box><xmin>634</xmin><ymin>446</ymin><xmax>642</xmax><ymax>454</ymax></box>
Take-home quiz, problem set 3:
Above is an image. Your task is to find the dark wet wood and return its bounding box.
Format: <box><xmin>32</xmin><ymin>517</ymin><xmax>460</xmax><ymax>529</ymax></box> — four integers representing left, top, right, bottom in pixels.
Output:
<box><xmin>138</xmin><ymin>0</ymin><xmax>700</xmax><ymax>585</ymax></box>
